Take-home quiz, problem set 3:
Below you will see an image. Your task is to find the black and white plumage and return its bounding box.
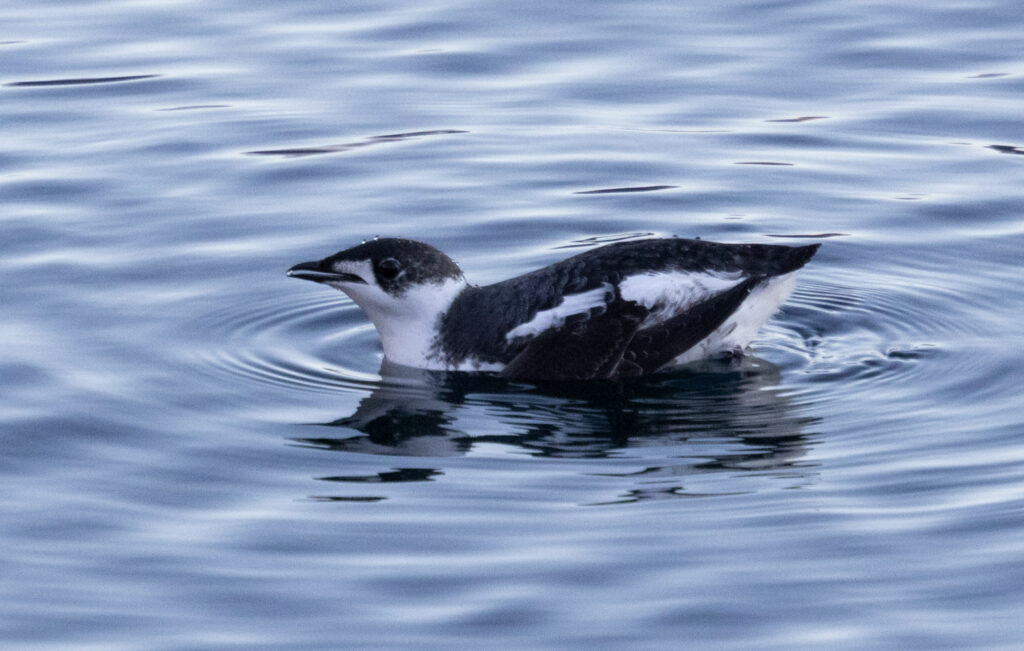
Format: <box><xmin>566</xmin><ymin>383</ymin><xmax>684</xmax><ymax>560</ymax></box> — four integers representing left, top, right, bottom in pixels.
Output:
<box><xmin>287</xmin><ymin>237</ymin><xmax>819</xmax><ymax>381</ymax></box>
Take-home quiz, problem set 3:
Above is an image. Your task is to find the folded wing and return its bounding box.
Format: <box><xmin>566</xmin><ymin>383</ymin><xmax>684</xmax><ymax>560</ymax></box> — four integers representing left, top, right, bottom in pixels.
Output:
<box><xmin>500</xmin><ymin>275</ymin><xmax>763</xmax><ymax>381</ymax></box>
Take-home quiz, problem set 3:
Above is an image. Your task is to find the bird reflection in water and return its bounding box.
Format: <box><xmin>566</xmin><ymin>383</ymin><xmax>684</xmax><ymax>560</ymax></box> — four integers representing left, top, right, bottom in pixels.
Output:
<box><xmin>292</xmin><ymin>358</ymin><xmax>821</xmax><ymax>501</ymax></box>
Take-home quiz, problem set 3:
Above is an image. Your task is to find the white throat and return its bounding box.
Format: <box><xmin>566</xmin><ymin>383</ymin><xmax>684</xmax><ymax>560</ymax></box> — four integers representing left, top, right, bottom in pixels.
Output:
<box><xmin>338</xmin><ymin>275</ymin><xmax>468</xmax><ymax>368</ymax></box>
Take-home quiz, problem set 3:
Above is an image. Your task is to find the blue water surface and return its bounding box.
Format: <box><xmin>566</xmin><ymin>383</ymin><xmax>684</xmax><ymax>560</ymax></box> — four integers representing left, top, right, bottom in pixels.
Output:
<box><xmin>3</xmin><ymin>0</ymin><xmax>1024</xmax><ymax>648</ymax></box>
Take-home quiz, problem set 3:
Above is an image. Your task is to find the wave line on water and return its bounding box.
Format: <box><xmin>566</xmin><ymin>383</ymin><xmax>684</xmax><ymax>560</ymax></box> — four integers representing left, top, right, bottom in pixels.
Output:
<box><xmin>193</xmin><ymin>290</ymin><xmax>382</xmax><ymax>395</ymax></box>
<box><xmin>246</xmin><ymin>129</ymin><xmax>468</xmax><ymax>158</ymax></box>
<box><xmin>5</xmin><ymin>74</ymin><xmax>161</xmax><ymax>87</ymax></box>
<box><xmin>574</xmin><ymin>185</ymin><xmax>678</xmax><ymax>195</ymax></box>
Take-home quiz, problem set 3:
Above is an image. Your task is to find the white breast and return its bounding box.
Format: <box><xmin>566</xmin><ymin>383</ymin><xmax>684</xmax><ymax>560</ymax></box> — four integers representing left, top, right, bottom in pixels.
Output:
<box><xmin>344</xmin><ymin>276</ymin><xmax>469</xmax><ymax>370</ymax></box>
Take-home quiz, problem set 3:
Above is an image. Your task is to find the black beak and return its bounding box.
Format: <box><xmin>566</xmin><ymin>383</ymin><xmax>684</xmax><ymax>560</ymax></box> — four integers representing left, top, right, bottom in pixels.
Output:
<box><xmin>286</xmin><ymin>260</ymin><xmax>366</xmax><ymax>284</ymax></box>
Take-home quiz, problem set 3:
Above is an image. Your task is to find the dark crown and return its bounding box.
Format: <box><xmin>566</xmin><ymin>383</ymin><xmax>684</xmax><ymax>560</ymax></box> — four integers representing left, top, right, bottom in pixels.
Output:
<box><xmin>325</xmin><ymin>238</ymin><xmax>463</xmax><ymax>294</ymax></box>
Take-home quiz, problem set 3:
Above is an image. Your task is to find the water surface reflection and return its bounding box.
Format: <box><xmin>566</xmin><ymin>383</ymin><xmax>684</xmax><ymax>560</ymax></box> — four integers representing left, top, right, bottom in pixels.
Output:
<box><xmin>293</xmin><ymin>359</ymin><xmax>820</xmax><ymax>500</ymax></box>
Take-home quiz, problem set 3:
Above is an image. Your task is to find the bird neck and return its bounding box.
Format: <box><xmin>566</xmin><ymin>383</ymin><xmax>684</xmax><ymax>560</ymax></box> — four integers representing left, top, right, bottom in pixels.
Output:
<box><xmin>370</xmin><ymin>277</ymin><xmax>468</xmax><ymax>368</ymax></box>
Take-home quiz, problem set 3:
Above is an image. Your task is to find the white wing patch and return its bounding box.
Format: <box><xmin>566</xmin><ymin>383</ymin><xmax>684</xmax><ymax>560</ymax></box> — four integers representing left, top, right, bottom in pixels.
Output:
<box><xmin>669</xmin><ymin>271</ymin><xmax>798</xmax><ymax>365</ymax></box>
<box><xmin>505</xmin><ymin>283</ymin><xmax>612</xmax><ymax>341</ymax></box>
<box><xmin>618</xmin><ymin>270</ymin><xmax>745</xmax><ymax>327</ymax></box>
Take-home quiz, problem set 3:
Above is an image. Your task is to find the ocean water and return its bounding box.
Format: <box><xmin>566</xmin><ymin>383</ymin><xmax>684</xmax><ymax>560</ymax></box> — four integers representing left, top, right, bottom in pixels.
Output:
<box><xmin>3</xmin><ymin>0</ymin><xmax>1024</xmax><ymax>648</ymax></box>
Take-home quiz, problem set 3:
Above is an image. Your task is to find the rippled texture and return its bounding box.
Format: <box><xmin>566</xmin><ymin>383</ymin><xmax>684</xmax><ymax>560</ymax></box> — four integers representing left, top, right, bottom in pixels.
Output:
<box><xmin>3</xmin><ymin>0</ymin><xmax>1024</xmax><ymax>648</ymax></box>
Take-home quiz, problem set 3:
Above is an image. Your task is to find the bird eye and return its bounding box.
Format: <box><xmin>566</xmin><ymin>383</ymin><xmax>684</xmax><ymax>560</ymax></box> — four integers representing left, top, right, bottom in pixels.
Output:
<box><xmin>378</xmin><ymin>258</ymin><xmax>402</xmax><ymax>280</ymax></box>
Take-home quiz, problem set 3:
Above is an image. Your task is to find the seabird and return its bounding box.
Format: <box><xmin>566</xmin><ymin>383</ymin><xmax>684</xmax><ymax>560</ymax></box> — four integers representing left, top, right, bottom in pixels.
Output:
<box><xmin>287</xmin><ymin>237</ymin><xmax>819</xmax><ymax>380</ymax></box>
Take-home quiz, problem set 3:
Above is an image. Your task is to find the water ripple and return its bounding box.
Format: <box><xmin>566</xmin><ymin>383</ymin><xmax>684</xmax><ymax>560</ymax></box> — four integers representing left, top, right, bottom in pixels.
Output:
<box><xmin>769</xmin><ymin>279</ymin><xmax>960</xmax><ymax>402</ymax></box>
<box><xmin>192</xmin><ymin>268</ymin><xmax>944</xmax><ymax>411</ymax></box>
<box><xmin>194</xmin><ymin>291</ymin><xmax>380</xmax><ymax>395</ymax></box>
